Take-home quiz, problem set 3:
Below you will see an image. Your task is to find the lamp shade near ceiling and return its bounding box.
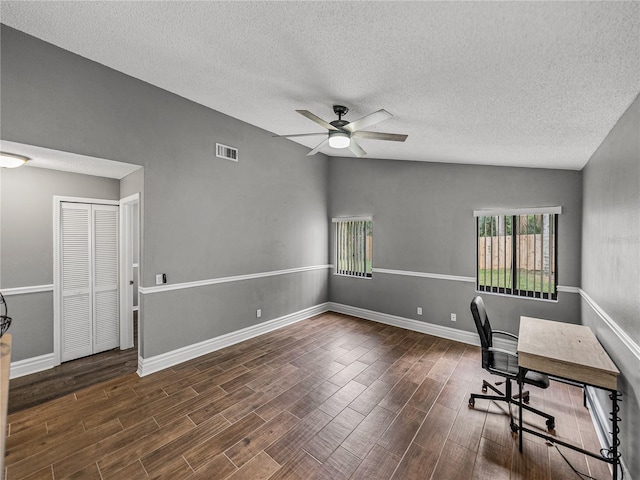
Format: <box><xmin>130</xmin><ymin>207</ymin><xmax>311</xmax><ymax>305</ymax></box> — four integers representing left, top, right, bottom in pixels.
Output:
<box><xmin>328</xmin><ymin>131</ymin><xmax>350</xmax><ymax>149</ymax></box>
<box><xmin>0</xmin><ymin>152</ymin><xmax>29</xmax><ymax>168</ymax></box>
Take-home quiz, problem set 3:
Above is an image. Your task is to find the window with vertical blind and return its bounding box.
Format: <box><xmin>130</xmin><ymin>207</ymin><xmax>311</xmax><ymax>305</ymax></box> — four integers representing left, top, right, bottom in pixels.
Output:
<box><xmin>333</xmin><ymin>217</ymin><xmax>373</xmax><ymax>278</ymax></box>
<box><xmin>474</xmin><ymin>207</ymin><xmax>560</xmax><ymax>300</ymax></box>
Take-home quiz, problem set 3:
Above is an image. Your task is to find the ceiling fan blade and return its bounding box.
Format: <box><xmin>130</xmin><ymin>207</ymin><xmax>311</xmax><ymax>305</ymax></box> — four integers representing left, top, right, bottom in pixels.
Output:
<box><xmin>296</xmin><ymin>110</ymin><xmax>339</xmax><ymax>131</ymax></box>
<box><xmin>352</xmin><ymin>131</ymin><xmax>408</xmax><ymax>142</ymax></box>
<box><xmin>307</xmin><ymin>138</ymin><xmax>329</xmax><ymax>156</ymax></box>
<box><xmin>343</xmin><ymin>109</ymin><xmax>393</xmax><ymax>133</ymax></box>
<box><xmin>273</xmin><ymin>132</ymin><xmax>326</xmax><ymax>138</ymax></box>
<box><xmin>348</xmin><ymin>139</ymin><xmax>366</xmax><ymax>157</ymax></box>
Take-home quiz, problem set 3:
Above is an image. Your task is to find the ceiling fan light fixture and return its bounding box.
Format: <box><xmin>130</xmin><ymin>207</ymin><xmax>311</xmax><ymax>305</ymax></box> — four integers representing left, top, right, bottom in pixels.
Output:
<box><xmin>278</xmin><ymin>106</ymin><xmax>406</xmax><ymax>157</ymax></box>
<box><xmin>0</xmin><ymin>152</ymin><xmax>29</xmax><ymax>168</ymax></box>
<box><xmin>328</xmin><ymin>131</ymin><xmax>350</xmax><ymax>149</ymax></box>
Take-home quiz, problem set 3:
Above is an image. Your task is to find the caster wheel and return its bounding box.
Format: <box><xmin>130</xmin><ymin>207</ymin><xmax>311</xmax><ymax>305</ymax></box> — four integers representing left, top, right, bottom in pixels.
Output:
<box><xmin>546</xmin><ymin>419</ymin><xmax>555</xmax><ymax>431</ymax></box>
<box><xmin>481</xmin><ymin>386</ymin><xmax>487</xmax><ymax>394</ymax></box>
<box><xmin>523</xmin><ymin>395</ymin><xmax>530</xmax><ymax>404</ymax></box>
<box><xmin>510</xmin><ymin>423</ymin><xmax>518</xmax><ymax>433</ymax></box>
<box><xmin>468</xmin><ymin>398</ymin><xmax>475</xmax><ymax>408</ymax></box>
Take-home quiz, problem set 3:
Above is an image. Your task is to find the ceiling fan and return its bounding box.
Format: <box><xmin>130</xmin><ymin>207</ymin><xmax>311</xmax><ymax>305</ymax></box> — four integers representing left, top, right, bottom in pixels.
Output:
<box><xmin>274</xmin><ymin>105</ymin><xmax>408</xmax><ymax>157</ymax></box>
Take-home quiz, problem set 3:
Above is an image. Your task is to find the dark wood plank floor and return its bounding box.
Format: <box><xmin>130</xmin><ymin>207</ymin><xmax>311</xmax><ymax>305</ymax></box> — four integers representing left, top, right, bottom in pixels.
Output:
<box><xmin>4</xmin><ymin>312</ymin><xmax>612</xmax><ymax>480</ymax></box>
<box><xmin>8</xmin><ymin>314</ymin><xmax>138</xmax><ymax>414</ymax></box>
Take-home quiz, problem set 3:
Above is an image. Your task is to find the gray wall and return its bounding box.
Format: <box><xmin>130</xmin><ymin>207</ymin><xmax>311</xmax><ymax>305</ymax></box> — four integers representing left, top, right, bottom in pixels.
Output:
<box><xmin>120</xmin><ymin>167</ymin><xmax>144</xmax><ymax>199</ymax></box>
<box><xmin>581</xmin><ymin>94</ymin><xmax>639</xmax><ymax>478</ymax></box>
<box><xmin>1</xmin><ymin>25</ymin><xmax>330</xmax><ymax>359</ymax></box>
<box><xmin>0</xmin><ymin>166</ymin><xmax>120</xmax><ymax>360</ymax></box>
<box><xmin>329</xmin><ymin>159</ymin><xmax>583</xmax><ymax>335</ymax></box>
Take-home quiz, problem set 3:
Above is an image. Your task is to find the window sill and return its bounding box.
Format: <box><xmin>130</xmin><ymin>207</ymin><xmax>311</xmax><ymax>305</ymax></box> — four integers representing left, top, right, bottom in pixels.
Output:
<box><xmin>475</xmin><ymin>289</ymin><xmax>558</xmax><ymax>303</ymax></box>
<box><xmin>333</xmin><ymin>273</ymin><xmax>373</xmax><ymax>280</ymax></box>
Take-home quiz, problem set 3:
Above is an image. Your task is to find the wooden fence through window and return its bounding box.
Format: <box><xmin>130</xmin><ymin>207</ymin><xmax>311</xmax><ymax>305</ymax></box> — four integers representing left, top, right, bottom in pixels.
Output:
<box><xmin>478</xmin><ymin>234</ymin><xmax>556</xmax><ymax>272</ymax></box>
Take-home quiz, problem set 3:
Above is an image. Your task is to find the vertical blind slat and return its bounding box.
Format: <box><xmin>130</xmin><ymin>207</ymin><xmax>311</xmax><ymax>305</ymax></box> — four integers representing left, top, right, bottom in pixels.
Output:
<box><xmin>552</xmin><ymin>215</ymin><xmax>554</xmax><ymax>297</ymax></box>
<box><xmin>532</xmin><ymin>215</ymin><xmax>535</xmax><ymax>294</ymax></box>
<box><xmin>362</xmin><ymin>221</ymin><xmax>366</xmax><ymax>276</ymax></box>
<box><xmin>484</xmin><ymin>216</ymin><xmax>488</xmax><ymax>288</ymax></box>
<box><xmin>360</xmin><ymin>221</ymin><xmax>363</xmax><ymax>276</ymax></box>
<box><xmin>512</xmin><ymin>216</ymin><xmax>516</xmax><ymax>295</ymax></box>
<box><xmin>491</xmin><ymin>217</ymin><xmax>498</xmax><ymax>287</ymax></box>
<box><xmin>525</xmin><ymin>215</ymin><xmax>528</xmax><ymax>293</ymax></box>
<box><xmin>502</xmin><ymin>216</ymin><xmax>507</xmax><ymax>292</ymax></box>
<box><xmin>358</xmin><ymin>221</ymin><xmax>361</xmax><ymax>276</ymax></box>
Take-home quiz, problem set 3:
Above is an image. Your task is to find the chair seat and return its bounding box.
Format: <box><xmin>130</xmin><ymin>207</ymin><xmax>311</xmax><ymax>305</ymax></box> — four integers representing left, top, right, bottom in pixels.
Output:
<box><xmin>489</xmin><ymin>350</ymin><xmax>550</xmax><ymax>389</ymax></box>
<box><xmin>524</xmin><ymin>370</ymin><xmax>550</xmax><ymax>389</ymax></box>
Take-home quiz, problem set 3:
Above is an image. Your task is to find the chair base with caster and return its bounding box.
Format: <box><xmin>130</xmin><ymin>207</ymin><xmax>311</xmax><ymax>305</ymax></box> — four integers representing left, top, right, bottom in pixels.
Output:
<box><xmin>468</xmin><ymin>377</ymin><xmax>555</xmax><ymax>432</ymax></box>
<box><xmin>468</xmin><ymin>296</ymin><xmax>556</xmax><ymax>433</ymax></box>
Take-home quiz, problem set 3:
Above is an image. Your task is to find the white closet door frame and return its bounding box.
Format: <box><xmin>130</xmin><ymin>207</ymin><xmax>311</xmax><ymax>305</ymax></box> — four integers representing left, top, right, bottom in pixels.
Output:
<box><xmin>53</xmin><ymin>196</ymin><xmax>119</xmax><ymax>366</ymax></box>
<box><xmin>119</xmin><ymin>193</ymin><xmax>139</xmax><ymax>351</ymax></box>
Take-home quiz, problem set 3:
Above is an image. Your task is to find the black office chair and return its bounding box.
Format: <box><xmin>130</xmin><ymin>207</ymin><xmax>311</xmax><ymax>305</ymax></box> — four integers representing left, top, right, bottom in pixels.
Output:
<box><xmin>468</xmin><ymin>296</ymin><xmax>555</xmax><ymax>431</ymax></box>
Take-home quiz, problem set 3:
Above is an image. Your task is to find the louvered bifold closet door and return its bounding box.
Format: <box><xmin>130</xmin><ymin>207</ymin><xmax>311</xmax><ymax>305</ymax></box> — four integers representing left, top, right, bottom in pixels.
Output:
<box><xmin>92</xmin><ymin>204</ymin><xmax>120</xmax><ymax>353</ymax></box>
<box><xmin>61</xmin><ymin>203</ymin><xmax>93</xmax><ymax>362</ymax></box>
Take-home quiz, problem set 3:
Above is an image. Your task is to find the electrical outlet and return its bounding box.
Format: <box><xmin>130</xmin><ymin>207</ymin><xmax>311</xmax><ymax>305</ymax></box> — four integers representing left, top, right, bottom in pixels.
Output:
<box><xmin>451</xmin><ymin>313</ymin><xmax>456</xmax><ymax>322</ymax></box>
<box><xmin>417</xmin><ymin>307</ymin><xmax>422</xmax><ymax>315</ymax></box>
<box><xmin>155</xmin><ymin>274</ymin><xmax>166</xmax><ymax>285</ymax></box>
<box><xmin>256</xmin><ymin>309</ymin><xmax>262</xmax><ymax>318</ymax></box>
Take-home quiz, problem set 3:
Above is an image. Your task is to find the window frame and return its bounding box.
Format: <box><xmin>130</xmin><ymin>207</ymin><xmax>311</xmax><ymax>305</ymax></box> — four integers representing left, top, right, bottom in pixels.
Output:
<box><xmin>332</xmin><ymin>216</ymin><xmax>373</xmax><ymax>279</ymax></box>
<box><xmin>474</xmin><ymin>207</ymin><xmax>561</xmax><ymax>301</ymax></box>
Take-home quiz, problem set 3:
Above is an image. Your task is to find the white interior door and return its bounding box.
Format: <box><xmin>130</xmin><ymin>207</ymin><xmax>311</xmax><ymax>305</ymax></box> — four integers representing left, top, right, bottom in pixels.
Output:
<box><xmin>60</xmin><ymin>202</ymin><xmax>119</xmax><ymax>362</ymax></box>
<box><xmin>92</xmin><ymin>205</ymin><xmax>120</xmax><ymax>353</ymax></box>
<box><xmin>61</xmin><ymin>203</ymin><xmax>93</xmax><ymax>361</ymax></box>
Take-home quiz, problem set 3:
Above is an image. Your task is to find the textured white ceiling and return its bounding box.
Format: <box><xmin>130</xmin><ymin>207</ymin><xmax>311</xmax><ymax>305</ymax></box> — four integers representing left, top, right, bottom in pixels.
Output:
<box><xmin>0</xmin><ymin>140</ymin><xmax>142</xmax><ymax>179</ymax></box>
<box><xmin>2</xmin><ymin>1</ymin><xmax>639</xmax><ymax>170</ymax></box>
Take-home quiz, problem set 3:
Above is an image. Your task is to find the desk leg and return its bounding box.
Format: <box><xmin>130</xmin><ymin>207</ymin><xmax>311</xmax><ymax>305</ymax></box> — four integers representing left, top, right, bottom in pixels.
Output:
<box><xmin>611</xmin><ymin>391</ymin><xmax>620</xmax><ymax>479</ymax></box>
<box><xmin>518</xmin><ymin>374</ymin><xmax>523</xmax><ymax>453</ymax></box>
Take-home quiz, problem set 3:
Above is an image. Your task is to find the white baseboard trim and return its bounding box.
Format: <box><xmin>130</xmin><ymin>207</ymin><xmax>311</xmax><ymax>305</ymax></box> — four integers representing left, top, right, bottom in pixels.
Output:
<box><xmin>328</xmin><ymin>302</ymin><xmax>517</xmax><ymax>351</ymax></box>
<box><xmin>585</xmin><ymin>386</ymin><xmax>629</xmax><ymax>479</ymax></box>
<box><xmin>586</xmin><ymin>386</ymin><xmax>614</xmax><ymax>452</ymax></box>
<box><xmin>579</xmin><ymin>289</ymin><xmax>636</xmax><ymax>479</ymax></box>
<box><xmin>138</xmin><ymin>300</ymin><xmax>522</xmax><ymax>378</ymax></box>
<box><xmin>137</xmin><ymin>302</ymin><xmax>330</xmax><ymax>376</ymax></box>
<box><xmin>10</xmin><ymin>353</ymin><xmax>55</xmax><ymax>379</ymax></box>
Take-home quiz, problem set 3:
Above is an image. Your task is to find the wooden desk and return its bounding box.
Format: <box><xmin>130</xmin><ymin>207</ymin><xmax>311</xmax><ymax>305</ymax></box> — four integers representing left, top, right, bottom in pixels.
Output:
<box><xmin>516</xmin><ymin>317</ymin><xmax>621</xmax><ymax>478</ymax></box>
<box><xmin>518</xmin><ymin>316</ymin><xmax>619</xmax><ymax>390</ymax></box>
<box><xmin>1</xmin><ymin>334</ymin><xmax>11</xmax><ymax>480</ymax></box>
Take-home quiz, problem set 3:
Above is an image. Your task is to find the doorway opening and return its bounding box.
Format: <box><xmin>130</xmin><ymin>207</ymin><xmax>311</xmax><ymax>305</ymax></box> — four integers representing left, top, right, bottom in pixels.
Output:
<box><xmin>53</xmin><ymin>193</ymin><xmax>142</xmax><ymax>366</ymax></box>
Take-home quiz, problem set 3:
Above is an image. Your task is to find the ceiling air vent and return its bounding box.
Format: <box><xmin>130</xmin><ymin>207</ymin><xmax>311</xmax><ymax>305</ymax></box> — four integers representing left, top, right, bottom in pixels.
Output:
<box><xmin>216</xmin><ymin>143</ymin><xmax>238</xmax><ymax>162</ymax></box>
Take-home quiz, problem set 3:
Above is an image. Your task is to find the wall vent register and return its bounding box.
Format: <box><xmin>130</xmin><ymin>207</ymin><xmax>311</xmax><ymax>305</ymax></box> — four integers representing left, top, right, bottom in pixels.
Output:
<box><xmin>216</xmin><ymin>143</ymin><xmax>238</xmax><ymax>162</ymax></box>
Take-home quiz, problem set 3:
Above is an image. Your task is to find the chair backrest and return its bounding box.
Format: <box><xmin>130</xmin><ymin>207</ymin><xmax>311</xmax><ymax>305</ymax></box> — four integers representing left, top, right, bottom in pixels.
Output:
<box><xmin>470</xmin><ymin>296</ymin><xmax>493</xmax><ymax>369</ymax></box>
